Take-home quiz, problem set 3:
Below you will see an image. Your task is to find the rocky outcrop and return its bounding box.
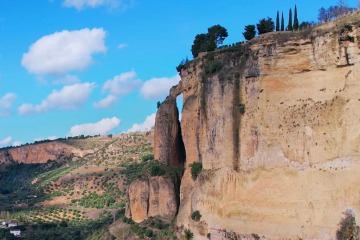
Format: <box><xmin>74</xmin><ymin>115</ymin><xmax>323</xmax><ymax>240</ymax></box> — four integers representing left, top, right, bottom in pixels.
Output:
<box><xmin>0</xmin><ymin>141</ymin><xmax>83</xmax><ymax>164</ymax></box>
<box><xmin>154</xmin><ymin>91</ymin><xmax>185</xmax><ymax>166</ymax></box>
<box><xmin>128</xmin><ymin>179</ymin><xmax>150</xmax><ymax>222</ymax></box>
<box><xmin>127</xmin><ymin>176</ymin><xmax>178</xmax><ymax>222</ymax></box>
<box><xmin>155</xmin><ymin>12</ymin><xmax>360</xmax><ymax>239</ymax></box>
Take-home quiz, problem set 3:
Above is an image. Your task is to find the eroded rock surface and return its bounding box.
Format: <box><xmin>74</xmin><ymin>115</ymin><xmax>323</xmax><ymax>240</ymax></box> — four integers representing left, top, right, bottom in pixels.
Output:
<box><xmin>0</xmin><ymin>142</ymin><xmax>82</xmax><ymax>164</ymax></box>
<box><xmin>154</xmin><ymin>95</ymin><xmax>185</xmax><ymax>166</ymax></box>
<box><xmin>155</xmin><ymin>14</ymin><xmax>360</xmax><ymax>239</ymax></box>
<box><xmin>127</xmin><ymin>176</ymin><xmax>178</xmax><ymax>222</ymax></box>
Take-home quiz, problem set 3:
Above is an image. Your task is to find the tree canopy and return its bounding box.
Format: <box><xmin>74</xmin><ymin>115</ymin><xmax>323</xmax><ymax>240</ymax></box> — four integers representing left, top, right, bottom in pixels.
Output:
<box><xmin>243</xmin><ymin>25</ymin><xmax>256</xmax><ymax>40</ymax></box>
<box><xmin>257</xmin><ymin>18</ymin><xmax>275</xmax><ymax>35</ymax></box>
<box><xmin>191</xmin><ymin>34</ymin><xmax>209</xmax><ymax>58</ymax></box>
<box><xmin>293</xmin><ymin>5</ymin><xmax>299</xmax><ymax>30</ymax></box>
<box><xmin>191</xmin><ymin>25</ymin><xmax>228</xmax><ymax>58</ymax></box>
<box><xmin>287</xmin><ymin>8</ymin><xmax>293</xmax><ymax>31</ymax></box>
<box><xmin>318</xmin><ymin>1</ymin><xmax>354</xmax><ymax>23</ymax></box>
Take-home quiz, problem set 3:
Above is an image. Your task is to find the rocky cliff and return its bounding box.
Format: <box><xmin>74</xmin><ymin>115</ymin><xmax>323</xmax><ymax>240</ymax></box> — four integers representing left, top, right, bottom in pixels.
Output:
<box><xmin>154</xmin><ymin>12</ymin><xmax>360</xmax><ymax>239</ymax></box>
<box><xmin>127</xmin><ymin>176</ymin><xmax>178</xmax><ymax>222</ymax></box>
<box><xmin>0</xmin><ymin>141</ymin><xmax>85</xmax><ymax>164</ymax></box>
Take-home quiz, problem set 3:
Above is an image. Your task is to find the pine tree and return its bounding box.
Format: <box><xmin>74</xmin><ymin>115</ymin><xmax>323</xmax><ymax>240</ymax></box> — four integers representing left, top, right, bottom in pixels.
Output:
<box><xmin>276</xmin><ymin>11</ymin><xmax>280</xmax><ymax>31</ymax></box>
<box><xmin>281</xmin><ymin>12</ymin><xmax>285</xmax><ymax>31</ymax></box>
<box><xmin>287</xmin><ymin>8</ymin><xmax>293</xmax><ymax>31</ymax></box>
<box><xmin>293</xmin><ymin>5</ymin><xmax>299</xmax><ymax>30</ymax></box>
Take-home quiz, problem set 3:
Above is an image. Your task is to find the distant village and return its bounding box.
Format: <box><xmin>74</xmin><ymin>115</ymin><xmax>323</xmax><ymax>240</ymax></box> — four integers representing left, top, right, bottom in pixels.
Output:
<box><xmin>0</xmin><ymin>221</ymin><xmax>21</xmax><ymax>237</ymax></box>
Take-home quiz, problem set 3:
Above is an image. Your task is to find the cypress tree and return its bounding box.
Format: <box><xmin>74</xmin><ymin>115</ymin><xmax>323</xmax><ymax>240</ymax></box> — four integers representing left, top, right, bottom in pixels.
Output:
<box><xmin>276</xmin><ymin>11</ymin><xmax>280</xmax><ymax>31</ymax></box>
<box><xmin>287</xmin><ymin>8</ymin><xmax>293</xmax><ymax>31</ymax></box>
<box><xmin>293</xmin><ymin>5</ymin><xmax>299</xmax><ymax>30</ymax></box>
<box><xmin>281</xmin><ymin>12</ymin><xmax>285</xmax><ymax>31</ymax></box>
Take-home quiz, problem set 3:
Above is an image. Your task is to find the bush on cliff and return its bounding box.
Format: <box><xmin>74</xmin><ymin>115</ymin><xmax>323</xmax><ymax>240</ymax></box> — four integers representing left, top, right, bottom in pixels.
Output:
<box><xmin>336</xmin><ymin>210</ymin><xmax>360</xmax><ymax>240</ymax></box>
<box><xmin>189</xmin><ymin>162</ymin><xmax>202</xmax><ymax>180</ymax></box>
<box><xmin>184</xmin><ymin>229</ymin><xmax>194</xmax><ymax>240</ymax></box>
<box><xmin>121</xmin><ymin>159</ymin><xmax>183</xmax><ymax>184</ymax></box>
<box><xmin>191</xmin><ymin>210</ymin><xmax>202</xmax><ymax>221</ymax></box>
<box><xmin>141</xmin><ymin>153</ymin><xmax>154</xmax><ymax>162</ymax></box>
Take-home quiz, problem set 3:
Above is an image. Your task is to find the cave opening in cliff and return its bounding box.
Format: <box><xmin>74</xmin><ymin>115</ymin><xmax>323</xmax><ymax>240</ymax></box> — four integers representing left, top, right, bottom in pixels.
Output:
<box><xmin>176</xmin><ymin>94</ymin><xmax>186</xmax><ymax>167</ymax></box>
<box><xmin>176</xmin><ymin>94</ymin><xmax>183</xmax><ymax>122</ymax></box>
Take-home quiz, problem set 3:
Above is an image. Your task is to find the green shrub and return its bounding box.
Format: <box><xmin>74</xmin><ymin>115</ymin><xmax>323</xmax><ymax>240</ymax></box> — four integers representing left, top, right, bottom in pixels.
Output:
<box><xmin>151</xmin><ymin>165</ymin><xmax>166</xmax><ymax>176</ymax></box>
<box><xmin>184</xmin><ymin>229</ymin><xmax>194</xmax><ymax>240</ymax></box>
<box><xmin>189</xmin><ymin>162</ymin><xmax>202</xmax><ymax>180</ymax></box>
<box><xmin>141</xmin><ymin>154</ymin><xmax>154</xmax><ymax>162</ymax></box>
<box><xmin>204</xmin><ymin>60</ymin><xmax>222</xmax><ymax>75</ymax></box>
<box><xmin>336</xmin><ymin>210</ymin><xmax>360</xmax><ymax>240</ymax></box>
<box><xmin>144</xmin><ymin>229</ymin><xmax>154</xmax><ymax>238</ymax></box>
<box><xmin>191</xmin><ymin>210</ymin><xmax>202</xmax><ymax>221</ymax></box>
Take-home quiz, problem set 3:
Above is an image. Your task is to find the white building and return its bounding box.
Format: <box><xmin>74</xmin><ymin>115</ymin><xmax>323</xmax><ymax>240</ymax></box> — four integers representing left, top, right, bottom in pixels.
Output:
<box><xmin>8</xmin><ymin>222</ymin><xmax>17</xmax><ymax>227</ymax></box>
<box><xmin>10</xmin><ymin>229</ymin><xmax>21</xmax><ymax>237</ymax></box>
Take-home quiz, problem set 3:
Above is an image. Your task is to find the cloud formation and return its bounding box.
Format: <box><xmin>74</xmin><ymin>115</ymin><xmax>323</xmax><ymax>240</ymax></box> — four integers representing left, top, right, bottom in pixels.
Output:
<box><xmin>18</xmin><ymin>83</ymin><xmax>95</xmax><ymax>115</ymax></box>
<box><xmin>0</xmin><ymin>137</ymin><xmax>13</xmax><ymax>147</ymax></box>
<box><xmin>140</xmin><ymin>75</ymin><xmax>180</xmax><ymax>100</ymax></box>
<box><xmin>33</xmin><ymin>136</ymin><xmax>58</xmax><ymax>142</ymax></box>
<box><xmin>68</xmin><ymin>117</ymin><xmax>121</xmax><ymax>136</ymax></box>
<box><xmin>63</xmin><ymin>0</ymin><xmax>134</xmax><ymax>10</ymax></box>
<box><xmin>102</xmin><ymin>71</ymin><xmax>141</xmax><ymax>96</ymax></box>
<box><xmin>21</xmin><ymin>28</ymin><xmax>106</xmax><ymax>76</ymax></box>
<box><xmin>117</xmin><ymin>43</ymin><xmax>128</xmax><ymax>49</ymax></box>
<box><xmin>0</xmin><ymin>93</ymin><xmax>16</xmax><ymax>116</ymax></box>
<box><xmin>53</xmin><ymin>74</ymin><xmax>81</xmax><ymax>85</ymax></box>
<box><xmin>127</xmin><ymin>113</ymin><xmax>155</xmax><ymax>133</ymax></box>
<box><xmin>93</xmin><ymin>95</ymin><xmax>118</xmax><ymax>109</ymax></box>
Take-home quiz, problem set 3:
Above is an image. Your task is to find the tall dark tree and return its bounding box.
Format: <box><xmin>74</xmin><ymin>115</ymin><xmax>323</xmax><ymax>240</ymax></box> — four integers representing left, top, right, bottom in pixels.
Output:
<box><xmin>281</xmin><ymin>12</ymin><xmax>285</xmax><ymax>31</ymax></box>
<box><xmin>191</xmin><ymin>34</ymin><xmax>208</xmax><ymax>58</ymax></box>
<box><xmin>190</xmin><ymin>25</ymin><xmax>228</xmax><ymax>58</ymax></box>
<box><xmin>293</xmin><ymin>5</ymin><xmax>299</xmax><ymax>30</ymax></box>
<box><xmin>243</xmin><ymin>25</ymin><xmax>256</xmax><ymax>40</ymax></box>
<box><xmin>207</xmin><ymin>24</ymin><xmax>228</xmax><ymax>50</ymax></box>
<box><xmin>276</xmin><ymin>11</ymin><xmax>280</xmax><ymax>31</ymax></box>
<box><xmin>257</xmin><ymin>17</ymin><xmax>275</xmax><ymax>35</ymax></box>
<box><xmin>287</xmin><ymin>8</ymin><xmax>293</xmax><ymax>31</ymax></box>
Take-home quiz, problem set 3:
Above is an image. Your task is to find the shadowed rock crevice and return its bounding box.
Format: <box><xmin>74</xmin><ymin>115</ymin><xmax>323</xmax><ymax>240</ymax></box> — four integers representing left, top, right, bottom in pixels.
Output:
<box><xmin>154</xmin><ymin>96</ymin><xmax>185</xmax><ymax>167</ymax></box>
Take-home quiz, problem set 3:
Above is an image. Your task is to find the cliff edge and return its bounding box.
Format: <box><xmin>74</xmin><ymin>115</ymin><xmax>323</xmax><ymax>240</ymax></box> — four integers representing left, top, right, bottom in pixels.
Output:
<box><xmin>155</xmin><ymin>12</ymin><xmax>360</xmax><ymax>239</ymax></box>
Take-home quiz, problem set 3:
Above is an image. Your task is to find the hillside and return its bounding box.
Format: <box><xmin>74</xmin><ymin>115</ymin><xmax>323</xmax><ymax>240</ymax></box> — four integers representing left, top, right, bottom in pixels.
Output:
<box><xmin>149</xmin><ymin>10</ymin><xmax>360</xmax><ymax>240</ymax></box>
<box><xmin>2</xmin><ymin>10</ymin><xmax>360</xmax><ymax>240</ymax></box>
<box><xmin>0</xmin><ymin>131</ymin><xmax>177</xmax><ymax>239</ymax></box>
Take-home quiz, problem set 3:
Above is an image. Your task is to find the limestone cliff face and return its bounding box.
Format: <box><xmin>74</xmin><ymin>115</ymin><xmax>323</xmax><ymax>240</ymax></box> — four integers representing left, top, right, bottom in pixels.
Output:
<box><xmin>155</xmin><ymin>13</ymin><xmax>360</xmax><ymax>239</ymax></box>
<box><xmin>154</xmin><ymin>90</ymin><xmax>185</xmax><ymax>166</ymax></box>
<box><xmin>0</xmin><ymin>142</ymin><xmax>83</xmax><ymax>164</ymax></box>
<box><xmin>127</xmin><ymin>176</ymin><xmax>178</xmax><ymax>222</ymax></box>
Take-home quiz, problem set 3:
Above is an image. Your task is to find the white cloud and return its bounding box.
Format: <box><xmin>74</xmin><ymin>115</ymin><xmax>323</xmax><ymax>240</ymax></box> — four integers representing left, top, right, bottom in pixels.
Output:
<box><xmin>33</xmin><ymin>136</ymin><xmax>58</xmax><ymax>142</ymax></box>
<box><xmin>127</xmin><ymin>113</ymin><xmax>155</xmax><ymax>133</ymax></box>
<box><xmin>93</xmin><ymin>95</ymin><xmax>118</xmax><ymax>109</ymax></box>
<box><xmin>53</xmin><ymin>74</ymin><xmax>81</xmax><ymax>85</ymax></box>
<box><xmin>0</xmin><ymin>93</ymin><xmax>16</xmax><ymax>116</ymax></box>
<box><xmin>18</xmin><ymin>83</ymin><xmax>95</xmax><ymax>115</ymax></box>
<box><xmin>0</xmin><ymin>137</ymin><xmax>12</xmax><ymax>147</ymax></box>
<box><xmin>102</xmin><ymin>71</ymin><xmax>141</xmax><ymax>96</ymax></box>
<box><xmin>140</xmin><ymin>75</ymin><xmax>180</xmax><ymax>100</ymax></box>
<box><xmin>117</xmin><ymin>43</ymin><xmax>128</xmax><ymax>49</ymax></box>
<box><xmin>68</xmin><ymin>117</ymin><xmax>121</xmax><ymax>136</ymax></box>
<box><xmin>12</xmin><ymin>141</ymin><xmax>22</xmax><ymax>147</ymax></box>
<box><xmin>63</xmin><ymin>0</ymin><xmax>134</xmax><ymax>10</ymax></box>
<box><xmin>21</xmin><ymin>28</ymin><xmax>106</xmax><ymax>76</ymax></box>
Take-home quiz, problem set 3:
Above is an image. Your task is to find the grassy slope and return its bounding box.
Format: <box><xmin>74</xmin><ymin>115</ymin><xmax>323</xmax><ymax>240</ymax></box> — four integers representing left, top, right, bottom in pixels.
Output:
<box><xmin>0</xmin><ymin>131</ymin><xmax>165</xmax><ymax>239</ymax></box>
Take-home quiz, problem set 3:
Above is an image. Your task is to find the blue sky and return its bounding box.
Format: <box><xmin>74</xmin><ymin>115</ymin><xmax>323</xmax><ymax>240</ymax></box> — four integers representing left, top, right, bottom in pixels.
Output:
<box><xmin>0</xmin><ymin>0</ymin><xmax>358</xmax><ymax>146</ymax></box>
